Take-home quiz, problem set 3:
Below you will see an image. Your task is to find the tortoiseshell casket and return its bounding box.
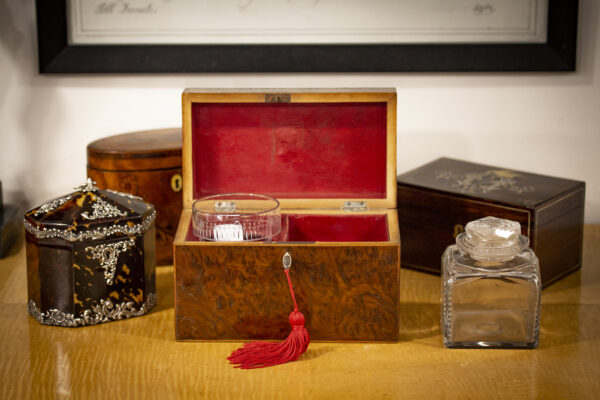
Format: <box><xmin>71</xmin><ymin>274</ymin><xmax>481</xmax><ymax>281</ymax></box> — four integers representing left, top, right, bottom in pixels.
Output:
<box><xmin>24</xmin><ymin>179</ymin><xmax>157</xmax><ymax>327</ymax></box>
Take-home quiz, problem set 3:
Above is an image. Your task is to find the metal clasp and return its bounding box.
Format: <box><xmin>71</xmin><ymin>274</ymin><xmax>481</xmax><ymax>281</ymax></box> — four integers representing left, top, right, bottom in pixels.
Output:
<box><xmin>265</xmin><ymin>93</ymin><xmax>291</xmax><ymax>103</ymax></box>
<box><xmin>343</xmin><ymin>201</ymin><xmax>367</xmax><ymax>211</ymax></box>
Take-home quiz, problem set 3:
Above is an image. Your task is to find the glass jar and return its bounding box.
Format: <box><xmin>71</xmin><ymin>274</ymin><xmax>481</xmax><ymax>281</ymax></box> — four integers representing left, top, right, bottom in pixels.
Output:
<box><xmin>441</xmin><ymin>216</ymin><xmax>541</xmax><ymax>348</ymax></box>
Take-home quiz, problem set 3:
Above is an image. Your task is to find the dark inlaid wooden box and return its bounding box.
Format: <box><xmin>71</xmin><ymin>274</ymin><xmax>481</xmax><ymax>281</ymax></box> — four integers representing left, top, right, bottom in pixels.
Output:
<box><xmin>88</xmin><ymin>128</ymin><xmax>183</xmax><ymax>265</ymax></box>
<box><xmin>397</xmin><ymin>157</ymin><xmax>585</xmax><ymax>287</ymax></box>
<box><xmin>174</xmin><ymin>89</ymin><xmax>401</xmax><ymax>342</ymax></box>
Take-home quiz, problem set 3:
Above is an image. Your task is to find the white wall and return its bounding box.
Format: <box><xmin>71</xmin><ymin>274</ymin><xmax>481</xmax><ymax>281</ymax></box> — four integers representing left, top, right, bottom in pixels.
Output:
<box><xmin>1</xmin><ymin>1</ymin><xmax>599</xmax><ymax>221</ymax></box>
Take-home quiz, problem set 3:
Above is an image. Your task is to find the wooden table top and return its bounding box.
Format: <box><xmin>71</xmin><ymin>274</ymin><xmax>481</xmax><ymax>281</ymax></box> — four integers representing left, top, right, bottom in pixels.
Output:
<box><xmin>1</xmin><ymin>227</ymin><xmax>599</xmax><ymax>399</ymax></box>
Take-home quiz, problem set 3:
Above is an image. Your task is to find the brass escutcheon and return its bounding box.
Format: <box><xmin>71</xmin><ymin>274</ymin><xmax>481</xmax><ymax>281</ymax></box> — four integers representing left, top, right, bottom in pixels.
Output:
<box><xmin>453</xmin><ymin>224</ymin><xmax>465</xmax><ymax>238</ymax></box>
<box><xmin>170</xmin><ymin>174</ymin><xmax>183</xmax><ymax>192</ymax></box>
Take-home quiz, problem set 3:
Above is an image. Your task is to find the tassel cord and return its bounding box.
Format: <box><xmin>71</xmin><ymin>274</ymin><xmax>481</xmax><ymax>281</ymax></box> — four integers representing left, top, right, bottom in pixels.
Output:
<box><xmin>284</xmin><ymin>269</ymin><xmax>299</xmax><ymax>311</ymax></box>
<box><xmin>230</xmin><ymin>330</ymin><xmax>308</xmax><ymax>369</ymax></box>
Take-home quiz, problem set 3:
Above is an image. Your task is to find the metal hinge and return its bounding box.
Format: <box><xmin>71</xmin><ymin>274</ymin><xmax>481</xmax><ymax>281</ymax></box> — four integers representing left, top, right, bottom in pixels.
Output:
<box><xmin>343</xmin><ymin>201</ymin><xmax>367</xmax><ymax>211</ymax></box>
<box><xmin>214</xmin><ymin>201</ymin><xmax>236</xmax><ymax>212</ymax></box>
<box><xmin>265</xmin><ymin>93</ymin><xmax>291</xmax><ymax>103</ymax></box>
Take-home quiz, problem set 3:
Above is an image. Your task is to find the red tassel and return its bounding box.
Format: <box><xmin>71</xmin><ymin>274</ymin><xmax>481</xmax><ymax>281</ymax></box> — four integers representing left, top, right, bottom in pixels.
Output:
<box><xmin>228</xmin><ymin>254</ymin><xmax>310</xmax><ymax>369</ymax></box>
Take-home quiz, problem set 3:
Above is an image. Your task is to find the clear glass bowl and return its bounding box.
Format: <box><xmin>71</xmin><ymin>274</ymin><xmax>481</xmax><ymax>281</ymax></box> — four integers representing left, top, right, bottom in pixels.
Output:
<box><xmin>192</xmin><ymin>194</ymin><xmax>281</xmax><ymax>241</ymax></box>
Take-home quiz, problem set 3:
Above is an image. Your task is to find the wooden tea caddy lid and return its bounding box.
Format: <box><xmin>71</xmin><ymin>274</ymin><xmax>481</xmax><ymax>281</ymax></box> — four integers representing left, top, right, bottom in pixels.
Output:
<box><xmin>88</xmin><ymin>128</ymin><xmax>182</xmax><ymax>171</ymax></box>
<box><xmin>181</xmin><ymin>88</ymin><xmax>397</xmax><ymax>212</ymax></box>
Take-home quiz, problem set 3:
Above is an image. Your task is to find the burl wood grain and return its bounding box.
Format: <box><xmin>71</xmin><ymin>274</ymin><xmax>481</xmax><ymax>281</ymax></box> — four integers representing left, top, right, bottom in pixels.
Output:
<box><xmin>89</xmin><ymin>168</ymin><xmax>182</xmax><ymax>265</ymax></box>
<box><xmin>175</xmin><ymin>244</ymin><xmax>400</xmax><ymax>341</ymax></box>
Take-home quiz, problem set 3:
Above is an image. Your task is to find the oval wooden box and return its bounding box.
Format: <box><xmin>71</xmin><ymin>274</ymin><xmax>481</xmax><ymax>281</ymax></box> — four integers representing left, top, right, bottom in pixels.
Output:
<box><xmin>88</xmin><ymin>128</ymin><xmax>183</xmax><ymax>265</ymax></box>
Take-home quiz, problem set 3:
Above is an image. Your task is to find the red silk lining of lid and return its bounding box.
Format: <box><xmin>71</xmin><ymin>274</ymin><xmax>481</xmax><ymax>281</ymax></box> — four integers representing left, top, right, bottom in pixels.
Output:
<box><xmin>191</xmin><ymin>102</ymin><xmax>388</xmax><ymax>199</ymax></box>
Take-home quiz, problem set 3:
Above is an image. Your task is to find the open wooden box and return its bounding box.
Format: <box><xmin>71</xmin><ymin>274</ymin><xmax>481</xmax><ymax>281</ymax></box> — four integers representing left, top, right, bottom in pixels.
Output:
<box><xmin>174</xmin><ymin>89</ymin><xmax>400</xmax><ymax>341</ymax></box>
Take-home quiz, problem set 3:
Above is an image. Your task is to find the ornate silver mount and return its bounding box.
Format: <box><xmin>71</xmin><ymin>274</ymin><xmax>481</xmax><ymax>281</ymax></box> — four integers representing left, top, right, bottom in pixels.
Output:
<box><xmin>85</xmin><ymin>238</ymin><xmax>136</xmax><ymax>285</ymax></box>
<box><xmin>24</xmin><ymin>209</ymin><xmax>156</xmax><ymax>242</ymax></box>
<box><xmin>27</xmin><ymin>293</ymin><xmax>157</xmax><ymax>327</ymax></box>
<box><xmin>283</xmin><ymin>252</ymin><xmax>292</xmax><ymax>270</ymax></box>
<box><xmin>435</xmin><ymin>170</ymin><xmax>535</xmax><ymax>195</ymax></box>
<box><xmin>75</xmin><ymin>178</ymin><xmax>99</xmax><ymax>192</ymax></box>
<box><xmin>81</xmin><ymin>197</ymin><xmax>128</xmax><ymax>220</ymax></box>
<box><xmin>105</xmin><ymin>189</ymin><xmax>143</xmax><ymax>201</ymax></box>
<box><xmin>33</xmin><ymin>195</ymin><xmax>71</xmax><ymax>217</ymax></box>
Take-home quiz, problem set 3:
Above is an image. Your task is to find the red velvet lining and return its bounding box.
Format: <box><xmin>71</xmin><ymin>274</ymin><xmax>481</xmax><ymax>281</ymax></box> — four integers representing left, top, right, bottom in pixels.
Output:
<box><xmin>283</xmin><ymin>214</ymin><xmax>389</xmax><ymax>242</ymax></box>
<box><xmin>191</xmin><ymin>102</ymin><xmax>388</xmax><ymax>199</ymax></box>
<box><xmin>185</xmin><ymin>214</ymin><xmax>389</xmax><ymax>242</ymax></box>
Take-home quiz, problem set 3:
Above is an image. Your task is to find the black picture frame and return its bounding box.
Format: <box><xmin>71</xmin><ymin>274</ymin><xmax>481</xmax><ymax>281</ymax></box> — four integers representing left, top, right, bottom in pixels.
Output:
<box><xmin>36</xmin><ymin>0</ymin><xmax>578</xmax><ymax>73</ymax></box>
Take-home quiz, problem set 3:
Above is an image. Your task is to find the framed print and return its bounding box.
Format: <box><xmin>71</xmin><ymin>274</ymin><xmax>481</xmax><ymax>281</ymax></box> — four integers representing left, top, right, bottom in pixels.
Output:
<box><xmin>36</xmin><ymin>0</ymin><xmax>578</xmax><ymax>73</ymax></box>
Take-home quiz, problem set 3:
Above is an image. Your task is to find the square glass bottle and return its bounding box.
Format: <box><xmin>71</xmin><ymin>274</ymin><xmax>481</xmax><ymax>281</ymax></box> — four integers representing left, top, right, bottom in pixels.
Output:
<box><xmin>442</xmin><ymin>216</ymin><xmax>541</xmax><ymax>348</ymax></box>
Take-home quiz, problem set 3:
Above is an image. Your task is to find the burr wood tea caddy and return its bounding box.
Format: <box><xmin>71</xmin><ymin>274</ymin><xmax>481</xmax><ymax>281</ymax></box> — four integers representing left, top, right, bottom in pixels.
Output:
<box><xmin>174</xmin><ymin>89</ymin><xmax>401</xmax><ymax>342</ymax></box>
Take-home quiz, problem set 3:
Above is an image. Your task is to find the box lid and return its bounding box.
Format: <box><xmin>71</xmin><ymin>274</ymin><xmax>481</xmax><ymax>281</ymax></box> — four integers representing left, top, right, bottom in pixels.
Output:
<box><xmin>87</xmin><ymin>128</ymin><xmax>182</xmax><ymax>171</ymax></box>
<box><xmin>182</xmin><ymin>89</ymin><xmax>397</xmax><ymax>210</ymax></box>
<box><xmin>24</xmin><ymin>179</ymin><xmax>155</xmax><ymax>242</ymax></box>
<box><xmin>397</xmin><ymin>157</ymin><xmax>584</xmax><ymax>208</ymax></box>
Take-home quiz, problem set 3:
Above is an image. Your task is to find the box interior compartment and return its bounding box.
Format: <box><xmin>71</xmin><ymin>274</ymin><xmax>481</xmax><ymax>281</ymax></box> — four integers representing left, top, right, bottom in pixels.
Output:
<box><xmin>185</xmin><ymin>213</ymin><xmax>390</xmax><ymax>242</ymax></box>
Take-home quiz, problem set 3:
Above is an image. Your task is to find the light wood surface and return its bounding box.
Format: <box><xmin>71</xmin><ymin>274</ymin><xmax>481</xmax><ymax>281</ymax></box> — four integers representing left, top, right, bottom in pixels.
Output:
<box><xmin>1</xmin><ymin>226</ymin><xmax>599</xmax><ymax>399</ymax></box>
